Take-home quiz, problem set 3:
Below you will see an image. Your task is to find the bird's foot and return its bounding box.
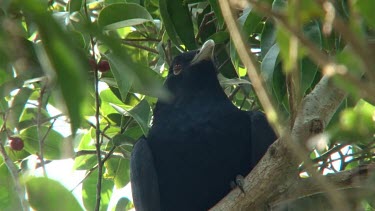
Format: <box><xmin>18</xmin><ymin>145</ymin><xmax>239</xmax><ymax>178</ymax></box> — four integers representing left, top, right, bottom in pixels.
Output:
<box><xmin>230</xmin><ymin>175</ymin><xmax>245</xmax><ymax>194</ymax></box>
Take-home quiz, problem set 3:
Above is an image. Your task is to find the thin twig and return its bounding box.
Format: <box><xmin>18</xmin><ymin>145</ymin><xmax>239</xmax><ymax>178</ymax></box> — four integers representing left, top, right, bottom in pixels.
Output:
<box><xmin>123</xmin><ymin>38</ymin><xmax>161</xmax><ymax>42</ymax></box>
<box><xmin>75</xmin><ymin>149</ymin><xmax>125</xmax><ymax>159</ymax></box>
<box><xmin>37</xmin><ymin>83</ymin><xmax>48</xmax><ymax>176</ymax></box>
<box><xmin>37</xmin><ymin>118</ymin><xmax>56</xmax><ymax>168</ymax></box>
<box><xmin>218</xmin><ymin>0</ymin><xmax>281</xmax><ymax>135</ymax></box>
<box><xmin>195</xmin><ymin>11</ymin><xmax>215</xmax><ymax>42</ymax></box>
<box><xmin>228</xmin><ymin>86</ymin><xmax>241</xmax><ymax>101</ymax></box>
<box><xmin>84</xmin><ymin>1</ymin><xmax>103</xmax><ymax>210</ymax></box>
<box><xmin>122</xmin><ymin>41</ymin><xmax>159</xmax><ymax>54</ymax></box>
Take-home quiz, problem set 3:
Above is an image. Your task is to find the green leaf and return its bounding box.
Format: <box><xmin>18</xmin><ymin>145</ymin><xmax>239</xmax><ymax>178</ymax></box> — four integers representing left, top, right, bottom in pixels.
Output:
<box><xmin>20</xmin><ymin>126</ymin><xmax>73</xmax><ymax>160</ymax></box>
<box><xmin>68</xmin><ymin>0</ymin><xmax>83</xmax><ymax>13</ymax></box>
<box><xmin>7</xmin><ymin>88</ymin><xmax>33</xmax><ymax>129</ymax></box>
<box><xmin>107</xmin><ymin>54</ymin><xmax>134</xmax><ymax>100</ymax></box>
<box><xmin>105</xmin><ymin>158</ymin><xmax>130</xmax><ymax>188</ymax></box>
<box><xmin>355</xmin><ymin>0</ymin><xmax>375</xmax><ymax>28</ymax></box>
<box><xmin>73</xmin><ymin>155</ymin><xmax>97</xmax><ymax>170</ymax></box>
<box><xmin>240</xmin><ymin>7</ymin><xmax>263</xmax><ymax>36</ymax></box>
<box><xmin>260</xmin><ymin>21</ymin><xmax>277</xmax><ymax>58</ymax></box>
<box><xmin>303</xmin><ymin>20</ymin><xmax>322</xmax><ymax>49</ymax></box>
<box><xmin>98</xmin><ymin>3</ymin><xmax>153</xmax><ymax>30</ymax></box>
<box><xmin>111</xmin><ymin>99</ymin><xmax>151</xmax><ymax>135</ymax></box>
<box><xmin>333</xmin><ymin>100</ymin><xmax>375</xmax><ymax>144</ymax></box>
<box><xmin>207</xmin><ymin>32</ymin><xmax>229</xmax><ymax>44</ymax></box>
<box><xmin>272</xmin><ymin>62</ymin><xmax>287</xmax><ymax>112</ymax></box>
<box><xmin>159</xmin><ymin>0</ymin><xmax>180</xmax><ymax>48</ymax></box>
<box><xmin>26</xmin><ymin>177</ymin><xmax>83</xmax><ymax>211</ymax></box>
<box><xmin>20</xmin><ymin>1</ymin><xmax>88</xmax><ymax>135</ymax></box>
<box><xmin>159</xmin><ymin>0</ymin><xmax>196</xmax><ymax>49</ymax></box>
<box><xmin>99</xmin><ymin>36</ymin><xmax>166</xmax><ymax>100</ymax></box>
<box><xmin>82</xmin><ymin>169</ymin><xmax>113</xmax><ymax>211</ymax></box>
<box><xmin>0</xmin><ymin>164</ymin><xmax>23</xmax><ymax>211</ymax></box>
<box><xmin>298</xmin><ymin>1</ymin><xmax>323</xmax><ymax>23</ymax></box>
<box><xmin>115</xmin><ymin>197</ymin><xmax>132</xmax><ymax>211</ymax></box>
<box><xmin>208</xmin><ymin>0</ymin><xmax>224</xmax><ymax>29</ymax></box>
<box><xmin>261</xmin><ymin>44</ymin><xmax>280</xmax><ymax>87</ymax></box>
<box><xmin>0</xmin><ymin>76</ymin><xmax>25</xmax><ymax>112</ymax></box>
<box><xmin>112</xmin><ymin>133</ymin><xmax>136</xmax><ymax>146</ymax></box>
<box><xmin>300</xmin><ymin>58</ymin><xmax>318</xmax><ymax>95</ymax></box>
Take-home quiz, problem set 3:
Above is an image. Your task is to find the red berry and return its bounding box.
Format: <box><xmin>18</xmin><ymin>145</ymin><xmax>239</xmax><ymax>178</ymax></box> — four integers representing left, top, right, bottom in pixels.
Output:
<box><xmin>98</xmin><ymin>60</ymin><xmax>110</xmax><ymax>72</ymax></box>
<box><xmin>9</xmin><ymin>137</ymin><xmax>24</xmax><ymax>151</ymax></box>
<box><xmin>89</xmin><ymin>59</ymin><xmax>97</xmax><ymax>70</ymax></box>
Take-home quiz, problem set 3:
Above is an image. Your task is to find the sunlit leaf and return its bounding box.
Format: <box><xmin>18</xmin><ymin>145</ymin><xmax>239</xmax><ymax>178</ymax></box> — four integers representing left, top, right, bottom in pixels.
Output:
<box><xmin>115</xmin><ymin>197</ymin><xmax>132</xmax><ymax>211</ymax></box>
<box><xmin>111</xmin><ymin>99</ymin><xmax>151</xmax><ymax>135</ymax></box>
<box><xmin>82</xmin><ymin>169</ymin><xmax>113</xmax><ymax>211</ymax></box>
<box><xmin>105</xmin><ymin>158</ymin><xmax>130</xmax><ymax>188</ymax></box>
<box><xmin>98</xmin><ymin>3</ymin><xmax>153</xmax><ymax>30</ymax></box>
<box><xmin>20</xmin><ymin>126</ymin><xmax>73</xmax><ymax>160</ymax></box>
<box><xmin>26</xmin><ymin>177</ymin><xmax>83</xmax><ymax>211</ymax></box>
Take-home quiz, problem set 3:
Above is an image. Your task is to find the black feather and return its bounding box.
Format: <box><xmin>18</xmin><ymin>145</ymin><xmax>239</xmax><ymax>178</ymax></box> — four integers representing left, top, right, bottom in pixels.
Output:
<box><xmin>131</xmin><ymin>40</ymin><xmax>276</xmax><ymax>211</ymax></box>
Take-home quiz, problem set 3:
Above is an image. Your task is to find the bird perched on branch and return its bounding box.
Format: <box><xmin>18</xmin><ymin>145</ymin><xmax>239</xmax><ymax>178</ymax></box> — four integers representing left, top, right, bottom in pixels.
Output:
<box><xmin>130</xmin><ymin>40</ymin><xmax>276</xmax><ymax>211</ymax></box>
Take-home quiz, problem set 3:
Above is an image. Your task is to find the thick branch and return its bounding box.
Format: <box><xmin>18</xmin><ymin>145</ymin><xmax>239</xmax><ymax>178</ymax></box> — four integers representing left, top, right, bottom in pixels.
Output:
<box><xmin>292</xmin><ymin>76</ymin><xmax>346</xmax><ymax>144</ymax></box>
<box><xmin>211</xmin><ymin>76</ymin><xmax>346</xmax><ymax>210</ymax></box>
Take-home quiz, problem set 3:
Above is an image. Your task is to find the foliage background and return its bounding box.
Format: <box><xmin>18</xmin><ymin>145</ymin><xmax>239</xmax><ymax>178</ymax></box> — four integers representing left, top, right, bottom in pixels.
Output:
<box><xmin>0</xmin><ymin>0</ymin><xmax>375</xmax><ymax>210</ymax></box>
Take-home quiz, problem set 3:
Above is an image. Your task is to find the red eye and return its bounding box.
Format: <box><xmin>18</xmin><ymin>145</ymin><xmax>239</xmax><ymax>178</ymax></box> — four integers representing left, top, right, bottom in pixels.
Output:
<box><xmin>173</xmin><ymin>64</ymin><xmax>183</xmax><ymax>75</ymax></box>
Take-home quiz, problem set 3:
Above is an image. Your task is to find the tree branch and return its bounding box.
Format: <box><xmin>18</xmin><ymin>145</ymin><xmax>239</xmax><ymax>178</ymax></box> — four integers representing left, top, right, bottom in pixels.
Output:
<box><xmin>212</xmin><ymin>0</ymin><xmax>348</xmax><ymax>209</ymax></box>
<box><xmin>272</xmin><ymin>164</ymin><xmax>375</xmax><ymax>208</ymax></box>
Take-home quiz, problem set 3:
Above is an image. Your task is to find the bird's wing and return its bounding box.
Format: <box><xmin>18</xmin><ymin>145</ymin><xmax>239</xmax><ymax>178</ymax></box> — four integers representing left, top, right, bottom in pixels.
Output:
<box><xmin>130</xmin><ymin>137</ymin><xmax>161</xmax><ymax>211</ymax></box>
<box><xmin>247</xmin><ymin>111</ymin><xmax>277</xmax><ymax>167</ymax></box>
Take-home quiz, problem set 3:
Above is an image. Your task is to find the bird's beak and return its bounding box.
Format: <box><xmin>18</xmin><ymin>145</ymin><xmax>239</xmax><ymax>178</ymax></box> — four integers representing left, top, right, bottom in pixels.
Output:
<box><xmin>191</xmin><ymin>39</ymin><xmax>215</xmax><ymax>65</ymax></box>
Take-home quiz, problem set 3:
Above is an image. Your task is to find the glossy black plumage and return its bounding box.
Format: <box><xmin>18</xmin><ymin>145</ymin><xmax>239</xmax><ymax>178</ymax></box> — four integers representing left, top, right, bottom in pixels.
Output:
<box><xmin>130</xmin><ymin>40</ymin><xmax>276</xmax><ymax>211</ymax></box>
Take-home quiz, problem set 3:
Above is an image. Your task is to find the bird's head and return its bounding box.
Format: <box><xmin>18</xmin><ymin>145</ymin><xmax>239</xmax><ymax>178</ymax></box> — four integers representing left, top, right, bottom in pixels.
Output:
<box><xmin>165</xmin><ymin>40</ymin><xmax>219</xmax><ymax>97</ymax></box>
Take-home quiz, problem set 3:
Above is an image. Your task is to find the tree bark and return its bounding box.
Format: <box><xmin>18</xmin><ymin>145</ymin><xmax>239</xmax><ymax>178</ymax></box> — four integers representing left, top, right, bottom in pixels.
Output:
<box><xmin>211</xmin><ymin>77</ymin><xmax>347</xmax><ymax>210</ymax></box>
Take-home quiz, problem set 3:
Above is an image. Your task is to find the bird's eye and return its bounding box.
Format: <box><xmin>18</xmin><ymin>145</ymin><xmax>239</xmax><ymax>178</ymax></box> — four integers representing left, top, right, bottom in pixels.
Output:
<box><xmin>173</xmin><ymin>64</ymin><xmax>183</xmax><ymax>75</ymax></box>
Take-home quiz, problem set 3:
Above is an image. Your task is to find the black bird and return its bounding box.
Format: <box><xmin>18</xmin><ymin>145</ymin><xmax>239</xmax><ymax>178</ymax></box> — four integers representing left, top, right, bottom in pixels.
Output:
<box><xmin>130</xmin><ymin>40</ymin><xmax>276</xmax><ymax>211</ymax></box>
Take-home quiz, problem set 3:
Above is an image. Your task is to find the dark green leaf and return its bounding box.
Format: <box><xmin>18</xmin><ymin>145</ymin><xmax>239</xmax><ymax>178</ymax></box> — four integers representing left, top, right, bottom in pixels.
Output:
<box><xmin>303</xmin><ymin>20</ymin><xmax>322</xmax><ymax>48</ymax></box>
<box><xmin>208</xmin><ymin>0</ymin><xmax>224</xmax><ymax>29</ymax></box>
<box><xmin>159</xmin><ymin>0</ymin><xmax>180</xmax><ymax>47</ymax></box>
<box><xmin>207</xmin><ymin>31</ymin><xmax>229</xmax><ymax>44</ymax></box>
<box><xmin>261</xmin><ymin>44</ymin><xmax>280</xmax><ymax>87</ymax></box>
<box><xmin>68</xmin><ymin>0</ymin><xmax>83</xmax><ymax>13</ymax></box>
<box><xmin>260</xmin><ymin>21</ymin><xmax>277</xmax><ymax>58</ymax></box>
<box><xmin>300</xmin><ymin>58</ymin><xmax>318</xmax><ymax>95</ymax></box>
<box><xmin>241</xmin><ymin>7</ymin><xmax>263</xmax><ymax>36</ymax></box>
<box><xmin>159</xmin><ymin>0</ymin><xmax>196</xmax><ymax>49</ymax></box>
